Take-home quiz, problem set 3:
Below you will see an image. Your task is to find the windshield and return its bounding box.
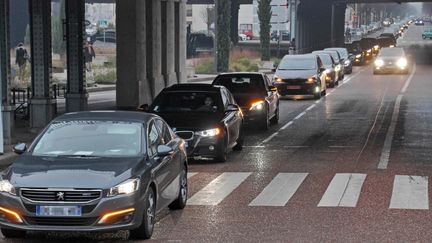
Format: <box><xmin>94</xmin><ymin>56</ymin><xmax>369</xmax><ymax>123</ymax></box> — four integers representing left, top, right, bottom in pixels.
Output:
<box><xmin>213</xmin><ymin>75</ymin><xmax>265</xmax><ymax>94</ymax></box>
<box><xmin>32</xmin><ymin>121</ymin><xmax>143</xmax><ymax>157</ymax></box>
<box><xmin>378</xmin><ymin>48</ymin><xmax>404</xmax><ymax>57</ymax></box>
<box><xmin>278</xmin><ymin>58</ymin><xmax>317</xmax><ymax>70</ymax></box>
<box><xmin>325</xmin><ymin>48</ymin><xmax>348</xmax><ymax>59</ymax></box>
<box><xmin>151</xmin><ymin>91</ymin><xmax>222</xmax><ymax>113</ymax></box>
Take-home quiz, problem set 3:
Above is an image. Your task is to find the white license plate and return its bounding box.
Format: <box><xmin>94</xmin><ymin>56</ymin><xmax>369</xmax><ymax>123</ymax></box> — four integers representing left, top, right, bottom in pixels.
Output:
<box><xmin>36</xmin><ymin>205</ymin><xmax>82</xmax><ymax>217</ymax></box>
<box><xmin>287</xmin><ymin>85</ymin><xmax>301</xmax><ymax>90</ymax></box>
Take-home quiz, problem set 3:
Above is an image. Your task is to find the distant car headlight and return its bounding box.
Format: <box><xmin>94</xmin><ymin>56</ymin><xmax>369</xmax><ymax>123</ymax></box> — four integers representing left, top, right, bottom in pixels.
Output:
<box><xmin>356</xmin><ymin>54</ymin><xmax>362</xmax><ymax>58</ymax></box>
<box><xmin>374</xmin><ymin>59</ymin><xmax>384</xmax><ymax>67</ymax></box>
<box><xmin>0</xmin><ymin>180</ymin><xmax>15</xmax><ymax>196</ymax></box>
<box><xmin>374</xmin><ymin>45</ymin><xmax>380</xmax><ymax>50</ymax></box>
<box><xmin>344</xmin><ymin>60</ymin><xmax>351</xmax><ymax>66</ymax></box>
<box><xmin>250</xmin><ymin>101</ymin><xmax>265</xmax><ymax>111</ymax></box>
<box><xmin>367</xmin><ymin>49</ymin><xmax>372</xmax><ymax>53</ymax></box>
<box><xmin>397</xmin><ymin>58</ymin><xmax>408</xmax><ymax>68</ymax></box>
<box><xmin>335</xmin><ymin>65</ymin><xmax>341</xmax><ymax>72</ymax></box>
<box><xmin>306</xmin><ymin>76</ymin><xmax>317</xmax><ymax>84</ymax></box>
<box><xmin>197</xmin><ymin>128</ymin><xmax>221</xmax><ymax>137</ymax></box>
<box><xmin>108</xmin><ymin>178</ymin><xmax>140</xmax><ymax>197</ymax></box>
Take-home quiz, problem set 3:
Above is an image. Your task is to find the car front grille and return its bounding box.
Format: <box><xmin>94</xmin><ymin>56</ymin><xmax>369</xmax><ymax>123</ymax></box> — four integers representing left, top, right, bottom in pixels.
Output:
<box><xmin>21</xmin><ymin>189</ymin><xmax>102</xmax><ymax>203</ymax></box>
<box><xmin>176</xmin><ymin>131</ymin><xmax>194</xmax><ymax>140</ymax></box>
<box><xmin>283</xmin><ymin>79</ymin><xmax>307</xmax><ymax>84</ymax></box>
<box><xmin>24</xmin><ymin>216</ymin><xmax>97</xmax><ymax>226</ymax></box>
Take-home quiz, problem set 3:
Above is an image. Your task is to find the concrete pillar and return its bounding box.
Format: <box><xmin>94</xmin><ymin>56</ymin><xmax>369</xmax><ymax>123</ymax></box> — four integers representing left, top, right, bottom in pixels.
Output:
<box><xmin>29</xmin><ymin>0</ymin><xmax>56</xmax><ymax>132</ymax></box>
<box><xmin>0</xmin><ymin>0</ymin><xmax>14</xmax><ymax>143</ymax></box>
<box><xmin>231</xmin><ymin>1</ymin><xmax>240</xmax><ymax>45</ymax></box>
<box><xmin>162</xmin><ymin>0</ymin><xmax>177</xmax><ymax>86</ymax></box>
<box><xmin>175</xmin><ymin>0</ymin><xmax>187</xmax><ymax>83</ymax></box>
<box><xmin>136</xmin><ymin>0</ymin><xmax>151</xmax><ymax>106</ymax></box>
<box><xmin>148</xmin><ymin>0</ymin><xmax>164</xmax><ymax>96</ymax></box>
<box><xmin>65</xmin><ymin>0</ymin><xmax>88</xmax><ymax>112</ymax></box>
<box><xmin>331</xmin><ymin>3</ymin><xmax>336</xmax><ymax>47</ymax></box>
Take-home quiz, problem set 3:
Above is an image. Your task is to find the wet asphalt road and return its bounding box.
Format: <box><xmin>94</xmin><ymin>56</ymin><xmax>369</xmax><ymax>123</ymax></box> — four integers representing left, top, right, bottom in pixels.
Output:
<box><xmin>4</xmin><ymin>25</ymin><xmax>432</xmax><ymax>242</ymax></box>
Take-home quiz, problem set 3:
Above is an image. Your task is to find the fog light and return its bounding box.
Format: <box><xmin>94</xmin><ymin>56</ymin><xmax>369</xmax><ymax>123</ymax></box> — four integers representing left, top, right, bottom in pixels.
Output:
<box><xmin>98</xmin><ymin>208</ymin><xmax>135</xmax><ymax>224</ymax></box>
<box><xmin>0</xmin><ymin>207</ymin><xmax>23</xmax><ymax>224</ymax></box>
<box><xmin>209</xmin><ymin>145</ymin><xmax>215</xmax><ymax>151</ymax></box>
<box><xmin>315</xmin><ymin>87</ymin><xmax>320</xmax><ymax>93</ymax></box>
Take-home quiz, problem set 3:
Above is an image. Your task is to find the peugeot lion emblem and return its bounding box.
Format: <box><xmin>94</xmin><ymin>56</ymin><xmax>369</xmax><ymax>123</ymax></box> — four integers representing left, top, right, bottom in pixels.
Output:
<box><xmin>56</xmin><ymin>192</ymin><xmax>65</xmax><ymax>201</ymax></box>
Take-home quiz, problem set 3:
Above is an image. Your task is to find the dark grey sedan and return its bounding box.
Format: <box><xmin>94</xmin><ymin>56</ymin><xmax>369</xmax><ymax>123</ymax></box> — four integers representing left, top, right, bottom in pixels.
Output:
<box><xmin>0</xmin><ymin>111</ymin><xmax>188</xmax><ymax>240</ymax></box>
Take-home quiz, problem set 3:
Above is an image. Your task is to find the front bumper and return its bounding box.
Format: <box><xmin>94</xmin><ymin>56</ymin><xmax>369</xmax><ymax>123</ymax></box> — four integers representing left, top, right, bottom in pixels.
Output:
<box><xmin>0</xmin><ymin>190</ymin><xmax>146</xmax><ymax>232</ymax></box>
<box><xmin>241</xmin><ymin>108</ymin><xmax>266</xmax><ymax>124</ymax></box>
<box><xmin>184</xmin><ymin>134</ymin><xmax>223</xmax><ymax>159</ymax></box>
<box><xmin>275</xmin><ymin>82</ymin><xmax>320</xmax><ymax>96</ymax></box>
<box><xmin>374</xmin><ymin>65</ymin><xmax>408</xmax><ymax>73</ymax></box>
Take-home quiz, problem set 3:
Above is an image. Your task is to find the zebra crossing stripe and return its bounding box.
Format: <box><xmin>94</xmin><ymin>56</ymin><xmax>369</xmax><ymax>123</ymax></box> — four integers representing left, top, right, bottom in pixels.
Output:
<box><xmin>249</xmin><ymin>173</ymin><xmax>308</xmax><ymax>207</ymax></box>
<box><xmin>187</xmin><ymin>172</ymin><xmax>251</xmax><ymax>206</ymax></box>
<box><xmin>390</xmin><ymin>175</ymin><xmax>428</xmax><ymax>210</ymax></box>
<box><xmin>318</xmin><ymin>173</ymin><xmax>366</xmax><ymax>207</ymax></box>
<box><xmin>187</xmin><ymin>172</ymin><xmax>198</xmax><ymax>179</ymax></box>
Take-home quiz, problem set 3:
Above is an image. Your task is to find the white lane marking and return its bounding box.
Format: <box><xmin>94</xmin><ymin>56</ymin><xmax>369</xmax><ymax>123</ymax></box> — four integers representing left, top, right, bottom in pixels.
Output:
<box><xmin>318</xmin><ymin>173</ymin><xmax>366</xmax><ymax>207</ymax></box>
<box><xmin>187</xmin><ymin>172</ymin><xmax>198</xmax><ymax>179</ymax></box>
<box><xmin>187</xmin><ymin>172</ymin><xmax>251</xmax><ymax>206</ymax></box>
<box><xmin>249</xmin><ymin>173</ymin><xmax>308</xmax><ymax>207</ymax></box>
<box><xmin>389</xmin><ymin>175</ymin><xmax>428</xmax><ymax>210</ymax></box>
<box><xmin>260</xmin><ymin>67</ymin><xmax>366</xmax><ymax>145</ymax></box>
<box><xmin>378</xmin><ymin>64</ymin><xmax>416</xmax><ymax>170</ymax></box>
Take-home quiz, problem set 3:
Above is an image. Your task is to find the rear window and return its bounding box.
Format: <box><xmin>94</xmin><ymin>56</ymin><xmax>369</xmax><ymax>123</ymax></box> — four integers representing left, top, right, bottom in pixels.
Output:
<box><xmin>213</xmin><ymin>75</ymin><xmax>265</xmax><ymax>94</ymax></box>
<box><xmin>314</xmin><ymin>54</ymin><xmax>333</xmax><ymax>66</ymax></box>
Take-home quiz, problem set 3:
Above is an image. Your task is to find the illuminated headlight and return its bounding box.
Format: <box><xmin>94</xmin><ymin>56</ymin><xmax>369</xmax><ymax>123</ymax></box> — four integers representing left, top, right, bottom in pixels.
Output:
<box><xmin>197</xmin><ymin>128</ymin><xmax>221</xmax><ymax>137</ymax></box>
<box><xmin>374</xmin><ymin>45</ymin><xmax>379</xmax><ymax>50</ymax></box>
<box><xmin>108</xmin><ymin>178</ymin><xmax>140</xmax><ymax>197</ymax></box>
<box><xmin>374</xmin><ymin>59</ymin><xmax>384</xmax><ymax>67</ymax></box>
<box><xmin>356</xmin><ymin>54</ymin><xmax>362</xmax><ymax>58</ymax></box>
<box><xmin>344</xmin><ymin>60</ymin><xmax>351</xmax><ymax>66</ymax></box>
<box><xmin>0</xmin><ymin>180</ymin><xmax>15</xmax><ymax>195</ymax></box>
<box><xmin>389</xmin><ymin>45</ymin><xmax>395</xmax><ymax>48</ymax></box>
<box><xmin>335</xmin><ymin>65</ymin><xmax>341</xmax><ymax>72</ymax></box>
<box><xmin>273</xmin><ymin>76</ymin><xmax>284</xmax><ymax>83</ymax></box>
<box><xmin>367</xmin><ymin>49</ymin><xmax>372</xmax><ymax>53</ymax></box>
<box><xmin>397</xmin><ymin>58</ymin><xmax>408</xmax><ymax>68</ymax></box>
<box><xmin>306</xmin><ymin>76</ymin><xmax>317</xmax><ymax>83</ymax></box>
<box><xmin>250</xmin><ymin>101</ymin><xmax>265</xmax><ymax>111</ymax></box>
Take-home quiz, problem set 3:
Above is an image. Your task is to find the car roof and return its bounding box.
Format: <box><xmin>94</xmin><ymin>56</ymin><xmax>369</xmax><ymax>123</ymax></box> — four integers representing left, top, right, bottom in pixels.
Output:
<box><xmin>218</xmin><ymin>72</ymin><xmax>264</xmax><ymax>76</ymax></box>
<box><xmin>324</xmin><ymin>47</ymin><xmax>347</xmax><ymax>51</ymax></box>
<box><xmin>55</xmin><ymin>111</ymin><xmax>158</xmax><ymax>123</ymax></box>
<box><xmin>163</xmin><ymin>83</ymin><xmax>224</xmax><ymax>92</ymax></box>
<box><xmin>282</xmin><ymin>54</ymin><xmax>317</xmax><ymax>59</ymax></box>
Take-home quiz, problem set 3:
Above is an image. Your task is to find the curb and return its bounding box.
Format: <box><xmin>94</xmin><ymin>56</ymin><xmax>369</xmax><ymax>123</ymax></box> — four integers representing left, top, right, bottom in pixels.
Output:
<box><xmin>87</xmin><ymin>86</ymin><xmax>116</xmax><ymax>93</ymax></box>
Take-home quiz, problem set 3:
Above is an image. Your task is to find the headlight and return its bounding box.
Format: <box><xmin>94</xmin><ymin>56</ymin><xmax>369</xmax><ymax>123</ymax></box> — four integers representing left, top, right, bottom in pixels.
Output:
<box><xmin>108</xmin><ymin>178</ymin><xmax>140</xmax><ymax>197</ymax></box>
<box><xmin>335</xmin><ymin>65</ymin><xmax>341</xmax><ymax>72</ymax></box>
<box><xmin>356</xmin><ymin>54</ymin><xmax>361</xmax><ymax>58</ymax></box>
<box><xmin>0</xmin><ymin>180</ymin><xmax>15</xmax><ymax>195</ymax></box>
<box><xmin>367</xmin><ymin>49</ymin><xmax>372</xmax><ymax>53</ymax></box>
<box><xmin>374</xmin><ymin>45</ymin><xmax>380</xmax><ymax>50</ymax></box>
<box><xmin>374</xmin><ymin>59</ymin><xmax>384</xmax><ymax>67</ymax></box>
<box><xmin>389</xmin><ymin>45</ymin><xmax>395</xmax><ymax>48</ymax></box>
<box><xmin>306</xmin><ymin>76</ymin><xmax>317</xmax><ymax>83</ymax></box>
<box><xmin>250</xmin><ymin>101</ymin><xmax>265</xmax><ymax>111</ymax></box>
<box><xmin>344</xmin><ymin>60</ymin><xmax>351</xmax><ymax>66</ymax></box>
<box><xmin>197</xmin><ymin>128</ymin><xmax>221</xmax><ymax>137</ymax></box>
<box><xmin>397</xmin><ymin>58</ymin><xmax>408</xmax><ymax>68</ymax></box>
<box><xmin>273</xmin><ymin>76</ymin><xmax>284</xmax><ymax>83</ymax></box>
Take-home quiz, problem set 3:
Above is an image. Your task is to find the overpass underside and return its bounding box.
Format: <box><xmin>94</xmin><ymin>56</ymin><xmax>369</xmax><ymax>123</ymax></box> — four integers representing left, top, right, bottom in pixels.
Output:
<box><xmin>0</xmin><ymin>0</ymin><xmax>187</xmax><ymax>142</ymax></box>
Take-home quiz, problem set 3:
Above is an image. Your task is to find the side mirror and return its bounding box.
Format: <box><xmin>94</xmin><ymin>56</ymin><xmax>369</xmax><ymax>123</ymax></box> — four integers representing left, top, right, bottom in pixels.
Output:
<box><xmin>226</xmin><ymin>104</ymin><xmax>240</xmax><ymax>113</ymax></box>
<box><xmin>13</xmin><ymin>143</ymin><xmax>27</xmax><ymax>155</ymax></box>
<box><xmin>157</xmin><ymin>145</ymin><xmax>174</xmax><ymax>157</ymax></box>
<box><xmin>138</xmin><ymin>104</ymin><xmax>149</xmax><ymax>112</ymax></box>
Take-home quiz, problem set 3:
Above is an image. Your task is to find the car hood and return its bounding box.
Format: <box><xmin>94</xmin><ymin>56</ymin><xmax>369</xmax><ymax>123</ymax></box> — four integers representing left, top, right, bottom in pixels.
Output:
<box><xmin>275</xmin><ymin>69</ymin><xmax>316</xmax><ymax>79</ymax></box>
<box><xmin>3</xmin><ymin>155</ymin><xmax>145</xmax><ymax>189</ymax></box>
<box><xmin>231</xmin><ymin>93</ymin><xmax>265</xmax><ymax>108</ymax></box>
<box><xmin>156</xmin><ymin>112</ymin><xmax>223</xmax><ymax>131</ymax></box>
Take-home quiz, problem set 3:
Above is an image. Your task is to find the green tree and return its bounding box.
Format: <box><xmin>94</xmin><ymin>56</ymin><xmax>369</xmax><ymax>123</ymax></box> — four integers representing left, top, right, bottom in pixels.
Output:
<box><xmin>258</xmin><ymin>0</ymin><xmax>272</xmax><ymax>61</ymax></box>
<box><xmin>216</xmin><ymin>0</ymin><xmax>231</xmax><ymax>72</ymax></box>
<box><xmin>51</xmin><ymin>0</ymin><xmax>66</xmax><ymax>55</ymax></box>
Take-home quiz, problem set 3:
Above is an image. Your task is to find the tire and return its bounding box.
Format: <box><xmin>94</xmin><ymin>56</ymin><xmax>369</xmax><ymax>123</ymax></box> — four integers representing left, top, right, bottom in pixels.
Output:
<box><xmin>233</xmin><ymin>126</ymin><xmax>244</xmax><ymax>151</ymax></box>
<box><xmin>1</xmin><ymin>228</ymin><xmax>26</xmax><ymax>238</ymax></box>
<box><xmin>169</xmin><ymin>167</ymin><xmax>188</xmax><ymax>210</ymax></box>
<box><xmin>270</xmin><ymin>106</ymin><xmax>279</xmax><ymax>125</ymax></box>
<box><xmin>329</xmin><ymin>80</ymin><xmax>336</xmax><ymax>88</ymax></box>
<box><xmin>215</xmin><ymin>135</ymin><xmax>227</xmax><ymax>162</ymax></box>
<box><xmin>322</xmin><ymin>88</ymin><xmax>327</xmax><ymax>96</ymax></box>
<box><xmin>129</xmin><ymin>188</ymin><xmax>156</xmax><ymax>240</ymax></box>
<box><xmin>335</xmin><ymin>80</ymin><xmax>339</xmax><ymax>86</ymax></box>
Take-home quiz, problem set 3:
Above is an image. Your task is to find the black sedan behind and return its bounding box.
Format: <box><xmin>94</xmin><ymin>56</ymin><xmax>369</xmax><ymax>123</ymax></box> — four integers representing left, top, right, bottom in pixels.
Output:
<box><xmin>0</xmin><ymin>111</ymin><xmax>188</xmax><ymax>240</ymax></box>
<box><xmin>212</xmin><ymin>72</ymin><xmax>279</xmax><ymax>130</ymax></box>
<box><xmin>146</xmin><ymin>84</ymin><xmax>243</xmax><ymax>162</ymax></box>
